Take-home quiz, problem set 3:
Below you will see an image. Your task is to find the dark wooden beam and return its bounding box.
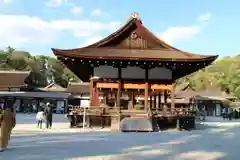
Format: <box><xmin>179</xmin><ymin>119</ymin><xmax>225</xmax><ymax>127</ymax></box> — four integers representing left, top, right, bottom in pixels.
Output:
<box><xmin>116</xmin><ymin>68</ymin><xmax>122</xmax><ymax>108</ymax></box>
<box><xmin>158</xmin><ymin>92</ymin><xmax>161</xmax><ymax>109</ymax></box>
<box><xmin>153</xmin><ymin>94</ymin><xmax>157</xmax><ymax>109</ymax></box>
<box><xmin>150</xmin><ymin>95</ymin><xmax>152</xmax><ymax>109</ymax></box>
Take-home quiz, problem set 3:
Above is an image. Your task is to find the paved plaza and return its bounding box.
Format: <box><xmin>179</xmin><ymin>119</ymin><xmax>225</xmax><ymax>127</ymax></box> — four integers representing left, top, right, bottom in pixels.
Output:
<box><xmin>1</xmin><ymin>114</ymin><xmax>240</xmax><ymax>160</ymax></box>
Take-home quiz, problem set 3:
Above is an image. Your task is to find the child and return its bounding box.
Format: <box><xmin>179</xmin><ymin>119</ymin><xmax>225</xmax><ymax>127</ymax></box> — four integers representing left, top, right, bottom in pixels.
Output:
<box><xmin>36</xmin><ymin>108</ymin><xmax>45</xmax><ymax>129</ymax></box>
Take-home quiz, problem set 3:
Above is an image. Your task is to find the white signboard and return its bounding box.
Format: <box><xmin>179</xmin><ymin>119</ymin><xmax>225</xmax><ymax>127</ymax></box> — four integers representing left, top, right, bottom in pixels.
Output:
<box><xmin>56</xmin><ymin>100</ymin><xmax>65</xmax><ymax>113</ymax></box>
<box><xmin>122</xmin><ymin>67</ymin><xmax>145</xmax><ymax>79</ymax></box>
<box><xmin>148</xmin><ymin>67</ymin><xmax>172</xmax><ymax>79</ymax></box>
<box><xmin>94</xmin><ymin>66</ymin><xmax>118</xmax><ymax>78</ymax></box>
<box><xmin>81</xmin><ymin>100</ymin><xmax>90</xmax><ymax>108</ymax></box>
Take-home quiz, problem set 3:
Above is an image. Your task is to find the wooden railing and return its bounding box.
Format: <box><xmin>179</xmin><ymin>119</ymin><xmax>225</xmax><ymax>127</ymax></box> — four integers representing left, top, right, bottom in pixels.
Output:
<box><xmin>69</xmin><ymin>106</ymin><xmax>195</xmax><ymax>117</ymax></box>
<box><xmin>96</xmin><ymin>82</ymin><xmax>172</xmax><ymax>90</ymax></box>
<box><xmin>151</xmin><ymin>108</ymin><xmax>195</xmax><ymax>116</ymax></box>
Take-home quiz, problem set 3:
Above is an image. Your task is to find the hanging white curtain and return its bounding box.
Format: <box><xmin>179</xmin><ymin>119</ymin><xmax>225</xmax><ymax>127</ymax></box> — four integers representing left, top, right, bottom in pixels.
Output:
<box><xmin>215</xmin><ymin>103</ymin><xmax>221</xmax><ymax>116</ymax></box>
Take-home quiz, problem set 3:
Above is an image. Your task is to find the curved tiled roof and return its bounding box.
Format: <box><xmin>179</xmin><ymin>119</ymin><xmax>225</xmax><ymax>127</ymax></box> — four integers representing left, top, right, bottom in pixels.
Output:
<box><xmin>52</xmin><ymin>13</ymin><xmax>218</xmax><ymax>61</ymax></box>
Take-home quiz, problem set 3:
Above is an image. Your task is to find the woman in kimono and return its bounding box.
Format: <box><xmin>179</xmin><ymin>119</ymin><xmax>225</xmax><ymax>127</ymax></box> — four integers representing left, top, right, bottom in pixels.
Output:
<box><xmin>0</xmin><ymin>97</ymin><xmax>16</xmax><ymax>152</ymax></box>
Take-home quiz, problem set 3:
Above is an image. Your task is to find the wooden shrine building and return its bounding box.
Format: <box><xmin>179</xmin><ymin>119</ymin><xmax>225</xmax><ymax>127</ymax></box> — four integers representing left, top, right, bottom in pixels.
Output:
<box><xmin>52</xmin><ymin>13</ymin><xmax>218</xmax><ymax>131</ymax></box>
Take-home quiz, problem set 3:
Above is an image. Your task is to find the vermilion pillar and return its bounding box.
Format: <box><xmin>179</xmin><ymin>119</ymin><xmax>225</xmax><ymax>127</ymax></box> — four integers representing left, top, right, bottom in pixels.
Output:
<box><xmin>144</xmin><ymin>82</ymin><xmax>149</xmax><ymax>110</ymax></box>
<box><xmin>171</xmin><ymin>83</ymin><xmax>175</xmax><ymax>112</ymax></box>
<box><xmin>89</xmin><ymin>77</ymin><xmax>93</xmax><ymax>106</ymax></box>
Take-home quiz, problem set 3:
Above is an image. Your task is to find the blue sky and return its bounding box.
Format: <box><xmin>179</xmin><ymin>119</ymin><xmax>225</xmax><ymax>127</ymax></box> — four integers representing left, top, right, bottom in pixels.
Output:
<box><xmin>0</xmin><ymin>0</ymin><xmax>239</xmax><ymax>57</ymax></box>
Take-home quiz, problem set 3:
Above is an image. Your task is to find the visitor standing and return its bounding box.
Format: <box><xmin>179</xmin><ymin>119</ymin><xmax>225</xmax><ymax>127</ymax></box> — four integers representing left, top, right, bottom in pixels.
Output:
<box><xmin>199</xmin><ymin>106</ymin><xmax>206</xmax><ymax>121</ymax></box>
<box><xmin>36</xmin><ymin>108</ymin><xmax>45</xmax><ymax>129</ymax></box>
<box><xmin>44</xmin><ymin>103</ymin><xmax>53</xmax><ymax>129</ymax></box>
<box><xmin>222</xmin><ymin>108</ymin><xmax>226</xmax><ymax>120</ymax></box>
<box><xmin>228</xmin><ymin>107</ymin><xmax>233</xmax><ymax>120</ymax></box>
<box><xmin>33</xmin><ymin>104</ymin><xmax>37</xmax><ymax>113</ymax></box>
<box><xmin>0</xmin><ymin>98</ymin><xmax>16</xmax><ymax>152</ymax></box>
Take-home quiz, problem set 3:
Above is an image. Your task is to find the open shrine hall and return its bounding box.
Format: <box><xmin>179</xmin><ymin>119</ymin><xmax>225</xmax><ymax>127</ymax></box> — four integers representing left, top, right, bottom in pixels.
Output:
<box><xmin>51</xmin><ymin>12</ymin><xmax>218</xmax><ymax>131</ymax></box>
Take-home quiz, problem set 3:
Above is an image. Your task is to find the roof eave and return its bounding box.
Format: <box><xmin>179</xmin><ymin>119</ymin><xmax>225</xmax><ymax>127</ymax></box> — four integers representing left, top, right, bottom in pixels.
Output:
<box><xmin>53</xmin><ymin>50</ymin><xmax>218</xmax><ymax>62</ymax></box>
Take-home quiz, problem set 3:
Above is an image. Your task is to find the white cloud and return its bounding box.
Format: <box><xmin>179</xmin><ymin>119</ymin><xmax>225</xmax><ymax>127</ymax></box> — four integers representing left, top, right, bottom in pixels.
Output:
<box><xmin>79</xmin><ymin>36</ymin><xmax>104</xmax><ymax>47</ymax></box>
<box><xmin>197</xmin><ymin>12</ymin><xmax>212</xmax><ymax>23</ymax></box>
<box><xmin>3</xmin><ymin>0</ymin><xmax>12</xmax><ymax>3</ymax></box>
<box><xmin>158</xmin><ymin>12</ymin><xmax>212</xmax><ymax>44</ymax></box>
<box><xmin>45</xmin><ymin>0</ymin><xmax>66</xmax><ymax>7</ymax></box>
<box><xmin>159</xmin><ymin>26</ymin><xmax>200</xmax><ymax>44</ymax></box>
<box><xmin>70</xmin><ymin>6</ymin><xmax>83</xmax><ymax>15</ymax></box>
<box><xmin>0</xmin><ymin>14</ymin><xmax>121</xmax><ymax>47</ymax></box>
<box><xmin>52</xmin><ymin>20</ymin><xmax>120</xmax><ymax>37</ymax></box>
<box><xmin>0</xmin><ymin>15</ymin><xmax>57</xmax><ymax>47</ymax></box>
<box><xmin>91</xmin><ymin>8</ymin><xmax>102</xmax><ymax>16</ymax></box>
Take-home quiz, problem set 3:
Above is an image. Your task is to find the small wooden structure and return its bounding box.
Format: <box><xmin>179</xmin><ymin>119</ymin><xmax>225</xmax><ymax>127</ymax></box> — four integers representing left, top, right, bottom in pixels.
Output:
<box><xmin>52</xmin><ymin>13</ymin><xmax>218</xmax><ymax>131</ymax></box>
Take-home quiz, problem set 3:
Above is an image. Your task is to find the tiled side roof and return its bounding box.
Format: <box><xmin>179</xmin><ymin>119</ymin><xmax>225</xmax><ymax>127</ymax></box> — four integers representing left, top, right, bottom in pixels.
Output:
<box><xmin>0</xmin><ymin>70</ymin><xmax>30</xmax><ymax>90</ymax></box>
<box><xmin>66</xmin><ymin>82</ymin><xmax>90</xmax><ymax>94</ymax></box>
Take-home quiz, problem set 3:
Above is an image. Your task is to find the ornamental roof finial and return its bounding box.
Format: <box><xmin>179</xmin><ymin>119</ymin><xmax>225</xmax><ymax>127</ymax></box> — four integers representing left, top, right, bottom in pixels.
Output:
<box><xmin>131</xmin><ymin>12</ymin><xmax>140</xmax><ymax>20</ymax></box>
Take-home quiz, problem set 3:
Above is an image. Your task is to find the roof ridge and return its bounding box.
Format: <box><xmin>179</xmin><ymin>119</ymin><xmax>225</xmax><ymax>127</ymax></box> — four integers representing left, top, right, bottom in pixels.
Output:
<box><xmin>45</xmin><ymin>82</ymin><xmax>64</xmax><ymax>89</ymax></box>
<box><xmin>0</xmin><ymin>70</ymin><xmax>31</xmax><ymax>74</ymax></box>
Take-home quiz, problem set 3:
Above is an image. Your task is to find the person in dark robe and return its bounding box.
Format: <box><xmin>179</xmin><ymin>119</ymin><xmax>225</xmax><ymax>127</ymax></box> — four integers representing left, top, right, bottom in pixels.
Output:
<box><xmin>228</xmin><ymin>107</ymin><xmax>233</xmax><ymax>120</ymax></box>
<box><xmin>44</xmin><ymin>103</ymin><xmax>53</xmax><ymax>129</ymax></box>
<box><xmin>238</xmin><ymin>108</ymin><xmax>240</xmax><ymax>118</ymax></box>
<box><xmin>0</xmin><ymin>97</ymin><xmax>16</xmax><ymax>152</ymax></box>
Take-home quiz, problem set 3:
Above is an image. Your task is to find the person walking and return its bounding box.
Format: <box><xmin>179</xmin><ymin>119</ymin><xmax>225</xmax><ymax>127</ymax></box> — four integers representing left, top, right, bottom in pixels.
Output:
<box><xmin>44</xmin><ymin>103</ymin><xmax>53</xmax><ymax>129</ymax></box>
<box><xmin>0</xmin><ymin>97</ymin><xmax>16</xmax><ymax>152</ymax></box>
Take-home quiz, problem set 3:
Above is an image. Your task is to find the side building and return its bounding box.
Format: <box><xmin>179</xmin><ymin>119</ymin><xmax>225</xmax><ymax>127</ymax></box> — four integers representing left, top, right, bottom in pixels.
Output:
<box><xmin>0</xmin><ymin>71</ymin><xmax>69</xmax><ymax>113</ymax></box>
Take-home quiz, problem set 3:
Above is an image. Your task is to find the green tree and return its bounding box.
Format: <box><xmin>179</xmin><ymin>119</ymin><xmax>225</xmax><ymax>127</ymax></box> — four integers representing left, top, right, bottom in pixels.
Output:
<box><xmin>2</xmin><ymin>46</ymin><xmax>240</xmax><ymax>97</ymax></box>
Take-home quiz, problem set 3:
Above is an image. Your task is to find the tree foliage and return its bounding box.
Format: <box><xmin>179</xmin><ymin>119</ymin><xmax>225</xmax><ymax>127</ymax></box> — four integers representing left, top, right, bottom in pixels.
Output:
<box><xmin>0</xmin><ymin>47</ymin><xmax>80</xmax><ymax>87</ymax></box>
<box><xmin>1</xmin><ymin>47</ymin><xmax>240</xmax><ymax>97</ymax></box>
<box><xmin>176</xmin><ymin>56</ymin><xmax>240</xmax><ymax>98</ymax></box>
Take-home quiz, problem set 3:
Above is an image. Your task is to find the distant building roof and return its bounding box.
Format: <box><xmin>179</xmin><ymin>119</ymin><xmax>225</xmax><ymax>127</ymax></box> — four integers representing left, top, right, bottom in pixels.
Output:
<box><xmin>66</xmin><ymin>82</ymin><xmax>90</xmax><ymax>94</ymax></box>
<box><xmin>194</xmin><ymin>86</ymin><xmax>235</xmax><ymax>100</ymax></box>
<box><xmin>0</xmin><ymin>70</ymin><xmax>31</xmax><ymax>91</ymax></box>
<box><xmin>175</xmin><ymin>83</ymin><xmax>196</xmax><ymax>98</ymax></box>
<box><xmin>0</xmin><ymin>91</ymin><xmax>69</xmax><ymax>99</ymax></box>
<box><xmin>37</xmin><ymin>82</ymin><xmax>66</xmax><ymax>92</ymax></box>
<box><xmin>175</xmin><ymin>84</ymin><xmax>235</xmax><ymax>101</ymax></box>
